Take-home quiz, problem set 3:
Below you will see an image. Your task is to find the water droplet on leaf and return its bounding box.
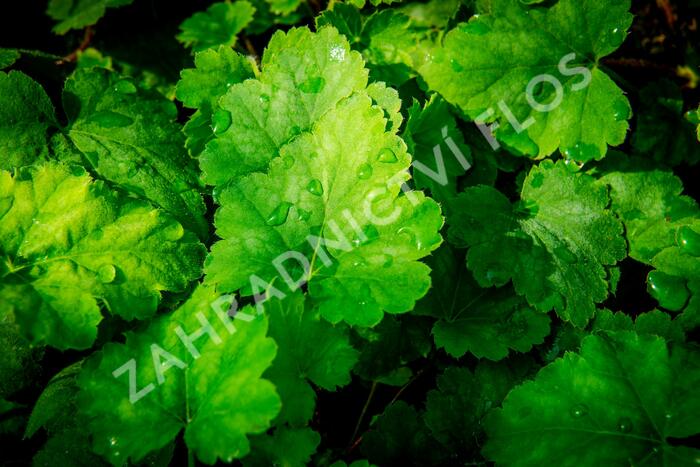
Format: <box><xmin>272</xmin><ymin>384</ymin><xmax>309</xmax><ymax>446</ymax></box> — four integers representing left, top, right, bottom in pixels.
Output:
<box><xmin>647</xmin><ymin>271</ymin><xmax>690</xmax><ymax>312</ymax></box>
<box><xmin>563</xmin><ymin>158</ymin><xmax>585</xmax><ymax>173</ymax></box>
<box><xmin>570</xmin><ymin>404</ymin><xmax>588</xmax><ymax>418</ymax></box>
<box><xmin>90</xmin><ymin>111</ymin><xmax>133</xmax><ymax>128</ymax></box>
<box><xmin>163</xmin><ymin>223</ymin><xmax>184</xmax><ymax>241</ymax></box>
<box><xmin>306</xmin><ymin>179</ymin><xmax>324</xmax><ymax>196</ymax></box>
<box><xmin>98</xmin><ymin>264</ymin><xmax>116</xmax><ymax>283</ymax></box>
<box><xmin>377</xmin><ymin>148</ymin><xmax>398</xmax><ymax>163</ymax></box>
<box><xmin>212</xmin><ymin>109</ymin><xmax>232</xmax><ymax>135</ymax></box>
<box><xmin>612</xmin><ymin>100</ymin><xmax>630</xmax><ymax>121</ymax></box>
<box><xmin>362</xmin><ymin>224</ymin><xmax>379</xmax><ymax>242</ymax></box>
<box><xmin>329</xmin><ymin>45</ymin><xmax>346</xmax><ymax>62</ymax></box>
<box><xmin>282</xmin><ymin>155</ymin><xmax>295</xmax><ymax>168</ymax></box>
<box><xmin>562</xmin><ymin>142</ymin><xmax>600</xmax><ymax>163</ymax></box>
<box><xmin>450</xmin><ymin>59</ymin><xmax>464</xmax><ymax>72</ymax></box>
<box><xmin>266</xmin><ymin>202</ymin><xmax>292</xmax><ymax>226</ymax></box>
<box><xmin>298</xmin><ymin>76</ymin><xmax>325</xmax><ymax>94</ymax></box>
<box><xmin>113</xmin><ymin>80</ymin><xmax>137</xmax><ymax>94</ymax></box>
<box><xmin>357</xmin><ymin>163</ymin><xmax>373</xmax><ymax>180</ymax></box>
<box><xmin>296</xmin><ymin>207</ymin><xmax>311</xmax><ymax>221</ymax></box>
<box><xmin>678</xmin><ymin>226</ymin><xmax>700</xmax><ymax>257</ymax></box>
<box><xmin>617</xmin><ymin>416</ymin><xmax>633</xmax><ymax>433</ymax></box>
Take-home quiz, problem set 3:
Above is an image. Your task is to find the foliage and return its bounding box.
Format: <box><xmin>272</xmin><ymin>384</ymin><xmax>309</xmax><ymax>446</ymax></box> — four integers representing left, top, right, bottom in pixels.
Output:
<box><xmin>2</xmin><ymin>0</ymin><xmax>700</xmax><ymax>465</ymax></box>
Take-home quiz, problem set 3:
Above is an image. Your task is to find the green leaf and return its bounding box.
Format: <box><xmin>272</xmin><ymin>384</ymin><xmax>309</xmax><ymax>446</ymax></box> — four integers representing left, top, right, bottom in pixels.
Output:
<box><xmin>177</xmin><ymin>1</ymin><xmax>256</xmax><ymax>52</ymax></box>
<box><xmin>483</xmin><ymin>331</ymin><xmax>700</xmax><ymax>465</ymax></box>
<box><xmin>317</xmin><ymin>5</ymin><xmax>421</xmax><ymax>86</ymax></box>
<box><xmin>632</xmin><ymin>80</ymin><xmax>700</xmax><ymax>166</ymax></box>
<box><xmin>26</xmin><ymin>362</ymin><xmax>82</xmax><ymax>438</ymax></box>
<box><xmin>0</xmin><ymin>162</ymin><xmax>205</xmax><ymax>349</ymax></box>
<box><xmin>420</xmin><ymin>0</ymin><xmax>633</xmax><ymax>159</ymax></box>
<box><xmin>0</xmin><ymin>49</ymin><xmax>20</xmax><ymax>69</ymax></box>
<box><xmin>0</xmin><ymin>71</ymin><xmax>58</xmax><ymax>170</ymax></box>
<box><xmin>244</xmin><ymin>427</ymin><xmax>320</xmax><ymax>467</ymax></box>
<box><xmin>402</xmin><ymin>95</ymin><xmax>472</xmax><ymax>204</ymax></box>
<box><xmin>176</xmin><ymin>46</ymin><xmax>255</xmax><ymax>157</ymax></box>
<box><xmin>353</xmin><ymin>314</ymin><xmax>432</xmax><ymax>385</ymax></box>
<box><xmin>592</xmin><ymin>309</ymin><xmax>685</xmax><ymax>343</ymax></box>
<box><xmin>425</xmin><ymin>362</ymin><xmax>530</xmax><ymax>458</ymax></box>
<box><xmin>200</xmin><ymin>26</ymin><xmax>369</xmax><ymax>185</ymax></box>
<box><xmin>598</xmin><ymin>154</ymin><xmax>700</xmax><ymax>281</ymax></box>
<box><xmin>264</xmin><ymin>293</ymin><xmax>358</xmax><ymax>426</ymax></box>
<box><xmin>266</xmin><ymin>0</ymin><xmax>302</xmax><ymax>16</ymax></box>
<box><xmin>360</xmin><ymin>401</ymin><xmax>444</xmax><ymax>466</ymax></box>
<box><xmin>77</xmin><ymin>286</ymin><xmax>281</xmax><ymax>464</ymax></box>
<box><xmin>64</xmin><ymin>68</ymin><xmax>208</xmax><ymax>239</ymax></box>
<box><xmin>0</xmin><ymin>318</ymin><xmax>43</xmax><ymax>400</ymax></box>
<box><xmin>204</xmin><ymin>27</ymin><xmax>443</xmax><ymax>327</ymax></box>
<box><xmin>417</xmin><ymin>245</ymin><xmax>550</xmax><ymax>360</ymax></box>
<box><xmin>47</xmin><ymin>0</ymin><xmax>135</xmax><ymax>34</ymax></box>
<box><xmin>449</xmin><ymin>160</ymin><xmax>626</xmax><ymax>327</ymax></box>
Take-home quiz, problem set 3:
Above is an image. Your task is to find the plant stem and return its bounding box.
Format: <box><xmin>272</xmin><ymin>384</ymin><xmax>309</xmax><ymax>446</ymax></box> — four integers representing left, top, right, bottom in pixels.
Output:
<box><xmin>347</xmin><ymin>381</ymin><xmax>377</xmax><ymax>450</ymax></box>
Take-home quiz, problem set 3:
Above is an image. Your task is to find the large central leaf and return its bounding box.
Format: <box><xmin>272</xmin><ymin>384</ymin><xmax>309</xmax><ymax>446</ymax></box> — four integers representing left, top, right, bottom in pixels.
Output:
<box><xmin>204</xmin><ymin>27</ymin><xmax>443</xmax><ymax>326</ymax></box>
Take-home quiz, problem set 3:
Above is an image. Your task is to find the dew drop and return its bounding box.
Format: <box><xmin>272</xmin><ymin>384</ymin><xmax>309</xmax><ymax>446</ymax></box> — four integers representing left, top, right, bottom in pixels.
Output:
<box><xmin>357</xmin><ymin>163</ymin><xmax>373</xmax><ymax>180</ymax></box>
<box><xmin>647</xmin><ymin>271</ymin><xmax>690</xmax><ymax>312</ymax></box>
<box><xmin>617</xmin><ymin>416</ymin><xmax>633</xmax><ymax>433</ymax></box>
<box><xmin>563</xmin><ymin>158</ymin><xmax>585</xmax><ymax>173</ymax></box>
<box><xmin>678</xmin><ymin>226</ymin><xmax>700</xmax><ymax>257</ymax></box>
<box><xmin>113</xmin><ymin>80</ymin><xmax>137</xmax><ymax>94</ymax></box>
<box><xmin>362</xmin><ymin>224</ymin><xmax>380</xmax><ymax>243</ymax></box>
<box><xmin>450</xmin><ymin>59</ymin><xmax>464</xmax><ymax>72</ymax></box>
<box><xmin>98</xmin><ymin>264</ymin><xmax>116</xmax><ymax>284</ymax></box>
<box><xmin>562</xmin><ymin>142</ymin><xmax>600</xmax><ymax>163</ymax></box>
<box><xmin>377</xmin><ymin>148</ymin><xmax>398</xmax><ymax>163</ymax></box>
<box><xmin>461</xmin><ymin>18</ymin><xmax>489</xmax><ymax>35</ymax></box>
<box><xmin>282</xmin><ymin>155</ymin><xmax>295</xmax><ymax>168</ymax></box>
<box><xmin>306</xmin><ymin>179</ymin><xmax>324</xmax><ymax>196</ymax></box>
<box><xmin>298</xmin><ymin>76</ymin><xmax>326</xmax><ymax>94</ymax></box>
<box><xmin>296</xmin><ymin>207</ymin><xmax>311</xmax><ymax>221</ymax></box>
<box><xmin>212</xmin><ymin>109</ymin><xmax>232</xmax><ymax>135</ymax></box>
<box><xmin>266</xmin><ymin>202</ymin><xmax>292</xmax><ymax>226</ymax></box>
<box><xmin>90</xmin><ymin>111</ymin><xmax>134</xmax><ymax>128</ymax></box>
<box><xmin>397</xmin><ymin>227</ymin><xmax>422</xmax><ymax>249</ymax></box>
<box><xmin>163</xmin><ymin>222</ymin><xmax>184</xmax><ymax>241</ymax></box>
<box><xmin>109</xmin><ymin>437</ymin><xmax>118</xmax><ymax>447</ymax></box>
<box><xmin>381</xmin><ymin>253</ymin><xmax>394</xmax><ymax>268</ymax></box>
<box><xmin>570</xmin><ymin>404</ymin><xmax>588</xmax><ymax>418</ymax></box>
<box><xmin>612</xmin><ymin>100</ymin><xmax>631</xmax><ymax>122</ymax></box>
<box><xmin>260</xmin><ymin>94</ymin><xmax>270</xmax><ymax>104</ymax></box>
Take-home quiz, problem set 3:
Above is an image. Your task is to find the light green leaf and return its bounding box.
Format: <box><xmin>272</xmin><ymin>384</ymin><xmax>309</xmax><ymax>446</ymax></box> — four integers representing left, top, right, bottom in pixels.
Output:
<box><xmin>177</xmin><ymin>1</ymin><xmax>256</xmax><ymax>52</ymax></box>
<box><xmin>264</xmin><ymin>293</ymin><xmax>358</xmax><ymax>425</ymax></box>
<box><xmin>420</xmin><ymin>0</ymin><xmax>633</xmax><ymax>159</ymax></box>
<box><xmin>0</xmin><ymin>71</ymin><xmax>58</xmax><ymax>170</ymax></box>
<box><xmin>483</xmin><ymin>332</ymin><xmax>700</xmax><ymax>466</ymax></box>
<box><xmin>448</xmin><ymin>160</ymin><xmax>626</xmax><ymax>327</ymax></box>
<box><xmin>204</xmin><ymin>27</ymin><xmax>442</xmax><ymax>327</ymax></box>
<box><xmin>417</xmin><ymin>245</ymin><xmax>550</xmax><ymax>360</ymax></box>
<box><xmin>77</xmin><ymin>286</ymin><xmax>281</xmax><ymax>464</ymax></box>
<box><xmin>0</xmin><ymin>162</ymin><xmax>205</xmax><ymax>349</ymax></box>
<box><xmin>205</xmin><ymin>90</ymin><xmax>443</xmax><ymax>326</ymax></box>
<box><xmin>200</xmin><ymin>26</ymin><xmax>369</xmax><ymax>186</ymax></box>
<box><xmin>64</xmin><ymin>68</ymin><xmax>208</xmax><ymax>239</ymax></box>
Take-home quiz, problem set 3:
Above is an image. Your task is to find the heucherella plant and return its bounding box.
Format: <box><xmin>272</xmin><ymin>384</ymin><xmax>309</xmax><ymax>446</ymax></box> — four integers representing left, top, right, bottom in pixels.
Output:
<box><xmin>2</xmin><ymin>0</ymin><xmax>700</xmax><ymax>465</ymax></box>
